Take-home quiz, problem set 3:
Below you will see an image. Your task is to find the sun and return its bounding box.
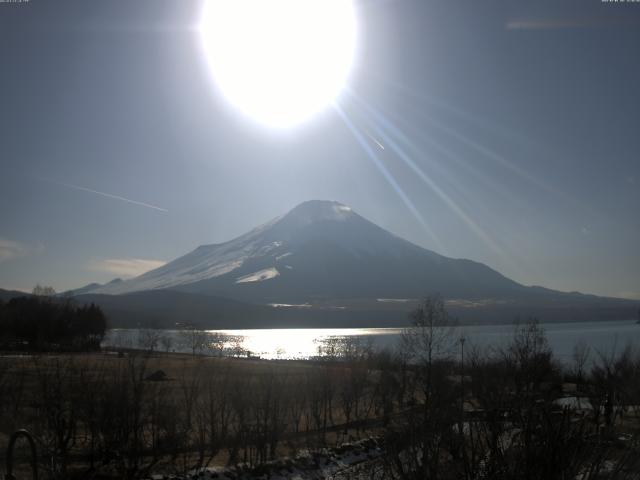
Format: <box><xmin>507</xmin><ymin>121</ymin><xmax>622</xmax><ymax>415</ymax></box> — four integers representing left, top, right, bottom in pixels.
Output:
<box><xmin>200</xmin><ymin>0</ymin><xmax>357</xmax><ymax>129</ymax></box>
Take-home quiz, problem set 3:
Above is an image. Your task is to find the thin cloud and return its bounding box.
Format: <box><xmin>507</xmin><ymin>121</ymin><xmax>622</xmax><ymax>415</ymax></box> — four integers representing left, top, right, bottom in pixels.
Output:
<box><xmin>0</xmin><ymin>238</ymin><xmax>43</xmax><ymax>263</ymax></box>
<box><xmin>88</xmin><ymin>258</ymin><xmax>167</xmax><ymax>278</ymax></box>
<box><xmin>0</xmin><ymin>286</ymin><xmax>30</xmax><ymax>293</ymax></box>
<box><xmin>506</xmin><ymin>18</ymin><xmax>640</xmax><ymax>30</ymax></box>
<box><xmin>42</xmin><ymin>178</ymin><xmax>168</xmax><ymax>213</ymax></box>
<box><xmin>615</xmin><ymin>291</ymin><xmax>640</xmax><ymax>300</ymax></box>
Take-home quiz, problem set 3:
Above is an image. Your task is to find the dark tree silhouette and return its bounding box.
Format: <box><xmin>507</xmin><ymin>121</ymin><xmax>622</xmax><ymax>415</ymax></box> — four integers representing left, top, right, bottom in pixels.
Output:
<box><xmin>0</xmin><ymin>295</ymin><xmax>107</xmax><ymax>351</ymax></box>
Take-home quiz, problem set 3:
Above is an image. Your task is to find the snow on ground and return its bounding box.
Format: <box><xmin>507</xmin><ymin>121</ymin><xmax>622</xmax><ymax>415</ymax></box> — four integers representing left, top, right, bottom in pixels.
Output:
<box><xmin>147</xmin><ymin>438</ymin><xmax>383</xmax><ymax>480</ymax></box>
<box><xmin>236</xmin><ymin>267</ymin><xmax>280</xmax><ymax>284</ymax></box>
<box><xmin>554</xmin><ymin>396</ymin><xmax>592</xmax><ymax>410</ymax></box>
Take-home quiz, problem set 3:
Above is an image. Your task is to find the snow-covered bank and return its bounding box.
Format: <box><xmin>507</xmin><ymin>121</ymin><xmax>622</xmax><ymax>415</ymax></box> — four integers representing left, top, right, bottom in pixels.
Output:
<box><xmin>147</xmin><ymin>438</ymin><xmax>383</xmax><ymax>480</ymax></box>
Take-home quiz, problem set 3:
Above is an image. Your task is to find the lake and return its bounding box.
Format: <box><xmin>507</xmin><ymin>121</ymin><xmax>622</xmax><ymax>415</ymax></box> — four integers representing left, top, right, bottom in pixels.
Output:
<box><xmin>102</xmin><ymin>319</ymin><xmax>640</xmax><ymax>362</ymax></box>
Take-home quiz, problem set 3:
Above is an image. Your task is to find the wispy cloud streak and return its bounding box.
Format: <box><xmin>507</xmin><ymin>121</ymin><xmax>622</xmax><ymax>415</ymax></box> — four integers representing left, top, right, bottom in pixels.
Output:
<box><xmin>42</xmin><ymin>179</ymin><xmax>168</xmax><ymax>213</ymax></box>
<box><xmin>0</xmin><ymin>238</ymin><xmax>43</xmax><ymax>263</ymax></box>
<box><xmin>88</xmin><ymin>258</ymin><xmax>167</xmax><ymax>278</ymax></box>
<box><xmin>506</xmin><ymin>18</ymin><xmax>640</xmax><ymax>30</ymax></box>
<box><xmin>0</xmin><ymin>238</ymin><xmax>29</xmax><ymax>263</ymax></box>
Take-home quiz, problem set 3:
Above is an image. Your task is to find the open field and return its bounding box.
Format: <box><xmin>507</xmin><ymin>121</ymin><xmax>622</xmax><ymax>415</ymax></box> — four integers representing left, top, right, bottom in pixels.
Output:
<box><xmin>0</xmin><ymin>350</ymin><xmax>390</xmax><ymax>478</ymax></box>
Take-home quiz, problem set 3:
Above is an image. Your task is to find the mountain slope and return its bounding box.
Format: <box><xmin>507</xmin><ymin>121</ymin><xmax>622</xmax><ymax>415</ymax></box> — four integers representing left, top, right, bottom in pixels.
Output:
<box><xmin>0</xmin><ymin>288</ymin><xmax>31</xmax><ymax>302</ymax></box>
<box><xmin>63</xmin><ymin>278</ymin><xmax>123</xmax><ymax>297</ymax></box>
<box><xmin>93</xmin><ymin>200</ymin><xmax>526</xmax><ymax>302</ymax></box>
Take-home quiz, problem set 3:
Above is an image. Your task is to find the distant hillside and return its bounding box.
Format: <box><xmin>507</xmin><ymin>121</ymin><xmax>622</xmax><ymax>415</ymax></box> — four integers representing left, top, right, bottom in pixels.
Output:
<box><xmin>63</xmin><ymin>278</ymin><xmax>122</xmax><ymax>297</ymax></box>
<box><xmin>0</xmin><ymin>289</ymin><xmax>30</xmax><ymax>302</ymax></box>
<box><xmin>1</xmin><ymin>287</ymin><xmax>636</xmax><ymax>329</ymax></box>
<box><xmin>74</xmin><ymin>290</ymin><xmax>404</xmax><ymax>329</ymax></box>
<box><xmin>75</xmin><ymin>290</ymin><xmax>638</xmax><ymax>329</ymax></box>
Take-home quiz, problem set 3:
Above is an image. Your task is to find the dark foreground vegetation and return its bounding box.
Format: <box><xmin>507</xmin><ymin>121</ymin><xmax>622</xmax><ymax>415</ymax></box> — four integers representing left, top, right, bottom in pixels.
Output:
<box><xmin>0</xmin><ymin>296</ymin><xmax>639</xmax><ymax>479</ymax></box>
<box><xmin>0</xmin><ymin>289</ymin><xmax>107</xmax><ymax>352</ymax></box>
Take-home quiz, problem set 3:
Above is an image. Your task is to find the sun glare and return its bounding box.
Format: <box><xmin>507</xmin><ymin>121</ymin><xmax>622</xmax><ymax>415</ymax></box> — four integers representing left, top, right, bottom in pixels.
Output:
<box><xmin>200</xmin><ymin>0</ymin><xmax>357</xmax><ymax>128</ymax></box>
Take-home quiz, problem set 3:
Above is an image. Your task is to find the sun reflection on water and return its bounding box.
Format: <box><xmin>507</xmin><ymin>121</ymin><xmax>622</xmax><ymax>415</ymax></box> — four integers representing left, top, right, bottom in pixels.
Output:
<box><xmin>210</xmin><ymin>328</ymin><xmax>403</xmax><ymax>359</ymax></box>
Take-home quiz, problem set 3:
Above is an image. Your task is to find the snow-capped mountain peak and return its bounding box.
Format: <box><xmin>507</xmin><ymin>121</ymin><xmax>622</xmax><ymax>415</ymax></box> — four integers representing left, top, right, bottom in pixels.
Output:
<box><xmin>279</xmin><ymin>200</ymin><xmax>354</xmax><ymax>225</ymax></box>
<box><xmin>87</xmin><ymin>200</ymin><xmax>520</xmax><ymax>302</ymax></box>
<box><xmin>92</xmin><ymin>200</ymin><xmax>356</xmax><ymax>295</ymax></box>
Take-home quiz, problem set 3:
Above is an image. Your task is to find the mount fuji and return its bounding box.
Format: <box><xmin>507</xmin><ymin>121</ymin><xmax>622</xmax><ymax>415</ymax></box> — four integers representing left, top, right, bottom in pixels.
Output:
<box><xmin>73</xmin><ymin>200</ymin><xmax>636</xmax><ymax>327</ymax></box>
<box><xmin>91</xmin><ymin>200</ymin><xmax>523</xmax><ymax>300</ymax></box>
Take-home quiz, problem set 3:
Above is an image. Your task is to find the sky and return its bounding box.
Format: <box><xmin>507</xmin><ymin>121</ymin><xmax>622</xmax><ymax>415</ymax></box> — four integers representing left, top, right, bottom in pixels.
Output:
<box><xmin>0</xmin><ymin>0</ymin><xmax>639</xmax><ymax>299</ymax></box>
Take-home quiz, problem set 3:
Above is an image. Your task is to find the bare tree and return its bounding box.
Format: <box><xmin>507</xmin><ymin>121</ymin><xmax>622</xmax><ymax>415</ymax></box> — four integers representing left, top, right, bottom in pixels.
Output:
<box><xmin>160</xmin><ymin>334</ymin><xmax>174</xmax><ymax>353</ymax></box>
<box><xmin>383</xmin><ymin>295</ymin><xmax>459</xmax><ymax>480</ymax></box>
<box><xmin>31</xmin><ymin>357</ymin><xmax>81</xmax><ymax>478</ymax></box>
<box><xmin>32</xmin><ymin>284</ymin><xmax>56</xmax><ymax>297</ymax></box>
<box><xmin>137</xmin><ymin>328</ymin><xmax>161</xmax><ymax>354</ymax></box>
<box><xmin>204</xmin><ymin>332</ymin><xmax>227</xmax><ymax>357</ymax></box>
<box><xmin>590</xmin><ymin>344</ymin><xmax>636</xmax><ymax>429</ymax></box>
<box><xmin>180</xmin><ymin>326</ymin><xmax>209</xmax><ymax>356</ymax></box>
<box><xmin>572</xmin><ymin>340</ymin><xmax>591</xmax><ymax>384</ymax></box>
<box><xmin>403</xmin><ymin>294</ymin><xmax>458</xmax><ymax>392</ymax></box>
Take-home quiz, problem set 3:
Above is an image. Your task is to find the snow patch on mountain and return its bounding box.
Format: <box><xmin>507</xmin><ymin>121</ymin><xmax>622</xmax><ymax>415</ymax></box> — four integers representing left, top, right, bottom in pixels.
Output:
<box><xmin>268</xmin><ymin>302</ymin><xmax>312</xmax><ymax>308</ymax></box>
<box><xmin>90</xmin><ymin>225</ymin><xmax>277</xmax><ymax>295</ymax></box>
<box><xmin>277</xmin><ymin>200</ymin><xmax>355</xmax><ymax>229</ymax></box>
<box><xmin>236</xmin><ymin>267</ymin><xmax>280</xmax><ymax>284</ymax></box>
<box><xmin>377</xmin><ymin>298</ymin><xmax>414</xmax><ymax>303</ymax></box>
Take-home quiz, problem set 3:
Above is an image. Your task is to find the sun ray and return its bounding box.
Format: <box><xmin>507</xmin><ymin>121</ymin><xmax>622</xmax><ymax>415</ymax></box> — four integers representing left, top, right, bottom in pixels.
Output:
<box><xmin>334</xmin><ymin>103</ymin><xmax>446</xmax><ymax>253</ymax></box>
<box><xmin>344</xmin><ymin>93</ymin><xmax>536</xmax><ymax>280</ymax></box>
<box><xmin>348</xmin><ymin>92</ymin><xmax>524</xmax><ymax>207</ymax></box>
<box><xmin>366</xmin><ymin>118</ymin><xmax>504</xmax><ymax>255</ymax></box>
